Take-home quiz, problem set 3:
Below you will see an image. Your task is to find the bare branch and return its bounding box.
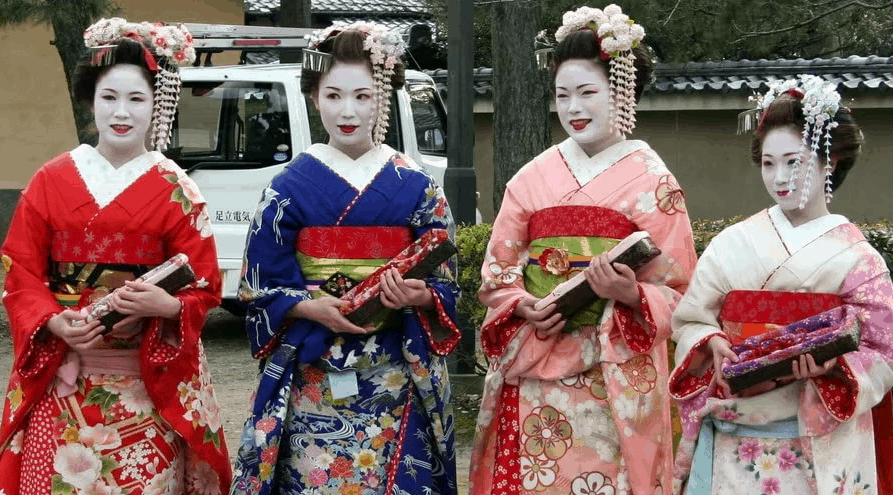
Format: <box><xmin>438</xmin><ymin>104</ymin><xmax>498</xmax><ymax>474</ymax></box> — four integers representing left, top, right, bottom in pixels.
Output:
<box><xmin>733</xmin><ymin>0</ymin><xmax>893</xmax><ymax>43</ymax></box>
<box><xmin>663</xmin><ymin>0</ymin><xmax>684</xmax><ymax>25</ymax></box>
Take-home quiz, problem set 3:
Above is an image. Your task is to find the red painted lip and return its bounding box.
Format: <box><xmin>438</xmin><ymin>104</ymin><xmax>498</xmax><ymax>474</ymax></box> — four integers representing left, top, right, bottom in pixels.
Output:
<box><xmin>776</xmin><ymin>190</ymin><xmax>790</xmax><ymax>197</ymax></box>
<box><xmin>570</xmin><ymin>119</ymin><xmax>590</xmax><ymax>131</ymax></box>
<box><xmin>111</xmin><ymin>125</ymin><xmax>131</xmax><ymax>135</ymax></box>
<box><xmin>339</xmin><ymin>125</ymin><xmax>358</xmax><ymax>134</ymax></box>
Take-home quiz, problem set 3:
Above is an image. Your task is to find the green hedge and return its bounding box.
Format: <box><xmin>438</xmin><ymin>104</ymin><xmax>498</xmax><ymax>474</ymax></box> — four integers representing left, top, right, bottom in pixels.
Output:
<box><xmin>455</xmin><ymin>218</ymin><xmax>893</xmax><ymax>342</ymax></box>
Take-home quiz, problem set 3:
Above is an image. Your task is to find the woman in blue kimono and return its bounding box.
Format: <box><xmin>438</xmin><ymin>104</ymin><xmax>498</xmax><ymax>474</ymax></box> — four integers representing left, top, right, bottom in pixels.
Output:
<box><xmin>230</xmin><ymin>21</ymin><xmax>462</xmax><ymax>495</ymax></box>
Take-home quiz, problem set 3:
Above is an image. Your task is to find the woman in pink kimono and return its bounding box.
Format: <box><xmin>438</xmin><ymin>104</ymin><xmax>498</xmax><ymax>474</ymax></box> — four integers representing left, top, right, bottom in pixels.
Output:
<box><xmin>469</xmin><ymin>5</ymin><xmax>697</xmax><ymax>495</ymax></box>
<box><xmin>669</xmin><ymin>75</ymin><xmax>893</xmax><ymax>495</ymax></box>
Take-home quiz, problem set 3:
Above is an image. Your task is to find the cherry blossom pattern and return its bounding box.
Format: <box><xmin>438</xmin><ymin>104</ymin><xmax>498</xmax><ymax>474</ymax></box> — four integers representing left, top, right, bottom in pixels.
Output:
<box><xmin>519</xmin><ymin>455</ymin><xmax>558</xmax><ymax>490</ymax></box>
<box><xmin>521</xmin><ymin>405</ymin><xmax>573</xmax><ymax>461</ymax></box>
<box><xmin>618</xmin><ymin>354</ymin><xmax>657</xmax><ymax>394</ymax></box>
<box><xmin>654</xmin><ymin>175</ymin><xmax>687</xmax><ymax>215</ymax></box>
<box><xmin>571</xmin><ymin>471</ymin><xmax>617</xmax><ymax>495</ymax></box>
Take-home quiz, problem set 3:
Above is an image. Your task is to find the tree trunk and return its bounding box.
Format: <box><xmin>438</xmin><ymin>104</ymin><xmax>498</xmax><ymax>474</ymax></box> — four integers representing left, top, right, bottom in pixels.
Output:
<box><xmin>490</xmin><ymin>1</ymin><xmax>550</xmax><ymax>213</ymax></box>
<box><xmin>50</xmin><ymin>5</ymin><xmax>98</xmax><ymax>145</ymax></box>
<box><xmin>280</xmin><ymin>0</ymin><xmax>312</xmax><ymax>63</ymax></box>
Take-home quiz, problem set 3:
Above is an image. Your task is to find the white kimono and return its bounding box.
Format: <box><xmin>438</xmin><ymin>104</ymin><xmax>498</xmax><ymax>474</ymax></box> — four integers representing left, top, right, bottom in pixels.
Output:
<box><xmin>669</xmin><ymin>207</ymin><xmax>893</xmax><ymax>495</ymax></box>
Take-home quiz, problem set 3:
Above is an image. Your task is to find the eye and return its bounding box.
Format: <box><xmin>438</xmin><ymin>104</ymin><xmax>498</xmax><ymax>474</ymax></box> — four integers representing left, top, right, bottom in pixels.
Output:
<box><xmin>102</xmin><ymin>94</ymin><xmax>115</xmax><ymax>101</ymax></box>
<box><xmin>131</xmin><ymin>96</ymin><xmax>146</xmax><ymax>102</ymax></box>
<box><xmin>357</xmin><ymin>93</ymin><xmax>372</xmax><ymax>100</ymax></box>
<box><xmin>786</xmin><ymin>158</ymin><xmax>798</xmax><ymax>166</ymax></box>
<box><xmin>556</xmin><ymin>93</ymin><xmax>568</xmax><ymax>99</ymax></box>
<box><xmin>582</xmin><ymin>90</ymin><xmax>596</xmax><ymax>96</ymax></box>
<box><xmin>761</xmin><ymin>160</ymin><xmax>773</xmax><ymax>168</ymax></box>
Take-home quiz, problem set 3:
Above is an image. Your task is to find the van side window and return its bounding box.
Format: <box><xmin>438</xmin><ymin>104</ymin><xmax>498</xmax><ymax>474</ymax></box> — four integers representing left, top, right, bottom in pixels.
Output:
<box><xmin>407</xmin><ymin>83</ymin><xmax>447</xmax><ymax>157</ymax></box>
<box><xmin>167</xmin><ymin>81</ymin><xmax>291</xmax><ymax>171</ymax></box>
<box><xmin>304</xmin><ymin>92</ymin><xmax>403</xmax><ymax>152</ymax></box>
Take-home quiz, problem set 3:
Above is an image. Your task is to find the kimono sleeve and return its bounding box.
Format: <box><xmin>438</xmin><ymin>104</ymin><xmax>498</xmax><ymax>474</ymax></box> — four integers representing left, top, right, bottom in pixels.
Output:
<box><xmin>798</xmin><ymin>249</ymin><xmax>893</xmax><ymax>433</ymax></box>
<box><xmin>668</xmin><ymin>239</ymin><xmax>732</xmax><ymax>400</ymax></box>
<box><xmin>239</xmin><ymin>179</ymin><xmax>312</xmax><ymax>359</ymax></box>
<box><xmin>407</xmin><ymin>172</ymin><xmax>461</xmax><ymax>356</ymax></box>
<box><xmin>142</xmin><ymin>196</ymin><xmax>222</xmax><ymax>368</ymax></box>
<box><xmin>622</xmin><ymin>169</ymin><xmax>698</xmax><ymax>354</ymax></box>
<box><xmin>1</xmin><ymin>168</ymin><xmax>67</xmax><ymax>378</ymax></box>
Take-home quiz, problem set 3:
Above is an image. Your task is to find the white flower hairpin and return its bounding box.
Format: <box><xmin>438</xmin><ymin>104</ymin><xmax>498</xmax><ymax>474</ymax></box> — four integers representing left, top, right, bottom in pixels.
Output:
<box><xmin>304</xmin><ymin>21</ymin><xmax>406</xmax><ymax>147</ymax></box>
<box><xmin>742</xmin><ymin>74</ymin><xmax>841</xmax><ymax>206</ymax></box>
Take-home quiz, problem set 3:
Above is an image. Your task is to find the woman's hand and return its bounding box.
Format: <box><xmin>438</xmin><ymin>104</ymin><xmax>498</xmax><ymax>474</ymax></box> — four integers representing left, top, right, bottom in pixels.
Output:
<box><xmin>583</xmin><ymin>253</ymin><xmax>640</xmax><ymax>308</ymax></box>
<box><xmin>514</xmin><ymin>297</ymin><xmax>565</xmax><ymax>336</ymax></box>
<box><xmin>291</xmin><ymin>297</ymin><xmax>372</xmax><ymax>334</ymax></box>
<box><xmin>46</xmin><ymin>310</ymin><xmax>105</xmax><ymax>351</ymax></box>
<box><xmin>791</xmin><ymin>354</ymin><xmax>836</xmax><ymax>380</ymax></box>
<box><xmin>379</xmin><ymin>268</ymin><xmax>434</xmax><ymax>309</ymax></box>
<box><xmin>108</xmin><ymin>281</ymin><xmax>182</xmax><ymax>332</ymax></box>
<box><xmin>705</xmin><ymin>335</ymin><xmax>738</xmax><ymax>397</ymax></box>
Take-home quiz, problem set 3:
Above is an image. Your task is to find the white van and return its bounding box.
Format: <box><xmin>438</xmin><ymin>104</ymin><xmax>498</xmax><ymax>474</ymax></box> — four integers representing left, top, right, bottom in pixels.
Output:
<box><xmin>167</xmin><ymin>64</ymin><xmax>449</xmax><ymax>311</ymax></box>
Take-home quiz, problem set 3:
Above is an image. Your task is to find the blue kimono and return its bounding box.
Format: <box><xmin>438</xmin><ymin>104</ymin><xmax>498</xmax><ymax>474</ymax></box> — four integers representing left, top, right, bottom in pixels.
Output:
<box><xmin>231</xmin><ymin>144</ymin><xmax>461</xmax><ymax>495</ymax></box>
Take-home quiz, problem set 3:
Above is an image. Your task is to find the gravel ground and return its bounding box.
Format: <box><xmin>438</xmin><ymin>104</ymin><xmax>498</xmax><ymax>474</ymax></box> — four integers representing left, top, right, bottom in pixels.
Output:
<box><xmin>0</xmin><ymin>277</ymin><xmax>475</xmax><ymax>493</ymax></box>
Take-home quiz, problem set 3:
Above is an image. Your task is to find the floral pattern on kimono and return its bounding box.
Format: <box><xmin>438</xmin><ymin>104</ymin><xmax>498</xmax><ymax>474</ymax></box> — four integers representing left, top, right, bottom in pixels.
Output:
<box><xmin>669</xmin><ymin>207</ymin><xmax>893</xmax><ymax>495</ymax></box>
<box><xmin>470</xmin><ymin>139</ymin><xmax>697</xmax><ymax>495</ymax></box>
<box><xmin>232</xmin><ymin>144</ymin><xmax>461</xmax><ymax>495</ymax></box>
<box><xmin>0</xmin><ymin>145</ymin><xmax>231</xmax><ymax>494</ymax></box>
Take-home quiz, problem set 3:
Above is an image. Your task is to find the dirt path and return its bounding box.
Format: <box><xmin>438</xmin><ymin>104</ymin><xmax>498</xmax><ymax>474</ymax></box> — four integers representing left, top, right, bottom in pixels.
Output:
<box><xmin>0</xmin><ymin>306</ymin><xmax>473</xmax><ymax>493</ymax></box>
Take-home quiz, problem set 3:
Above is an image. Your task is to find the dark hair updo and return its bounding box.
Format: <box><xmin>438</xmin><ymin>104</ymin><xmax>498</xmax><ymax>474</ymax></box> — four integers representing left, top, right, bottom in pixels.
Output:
<box><xmin>550</xmin><ymin>29</ymin><xmax>653</xmax><ymax>102</ymax></box>
<box><xmin>750</xmin><ymin>93</ymin><xmax>862</xmax><ymax>192</ymax></box>
<box><xmin>300</xmin><ymin>29</ymin><xmax>406</xmax><ymax>95</ymax></box>
<box><xmin>73</xmin><ymin>38</ymin><xmax>158</xmax><ymax>106</ymax></box>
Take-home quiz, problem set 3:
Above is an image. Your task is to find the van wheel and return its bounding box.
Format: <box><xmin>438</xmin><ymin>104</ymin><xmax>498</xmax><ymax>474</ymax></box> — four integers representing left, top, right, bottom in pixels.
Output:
<box><xmin>220</xmin><ymin>299</ymin><xmax>247</xmax><ymax>317</ymax></box>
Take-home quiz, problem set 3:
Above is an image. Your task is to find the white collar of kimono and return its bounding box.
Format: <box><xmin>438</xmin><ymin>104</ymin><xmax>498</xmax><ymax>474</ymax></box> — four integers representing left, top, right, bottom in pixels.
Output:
<box><xmin>306</xmin><ymin>143</ymin><xmax>402</xmax><ymax>191</ymax></box>
<box><xmin>70</xmin><ymin>144</ymin><xmax>163</xmax><ymax>209</ymax></box>
<box><xmin>768</xmin><ymin>205</ymin><xmax>849</xmax><ymax>253</ymax></box>
<box><xmin>558</xmin><ymin>138</ymin><xmax>650</xmax><ymax>185</ymax></box>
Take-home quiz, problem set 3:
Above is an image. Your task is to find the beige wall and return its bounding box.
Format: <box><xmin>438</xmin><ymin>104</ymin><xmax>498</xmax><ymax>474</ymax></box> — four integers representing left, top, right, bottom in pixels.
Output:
<box><xmin>473</xmin><ymin>108</ymin><xmax>893</xmax><ymax>223</ymax></box>
<box><xmin>0</xmin><ymin>0</ymin><xmax>243</xmax><ymax>188</ymax></box>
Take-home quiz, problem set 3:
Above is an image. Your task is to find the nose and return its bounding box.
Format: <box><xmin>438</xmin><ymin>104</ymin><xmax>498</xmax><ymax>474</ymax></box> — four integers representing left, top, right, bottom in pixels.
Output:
<box><xmin>775</xmin><ymin>164</ymin><xmax>791</xmax><ymax>184</ymax></box>
<box><xmin>567</xmin><ymin>95</ymin><xmax>581</xmax><ymax>114</ymax></box>
<box><xmin>341</xmin><ymin>97</ymin><xmax>357</xmax><ymax>118</ymax></box>
<box><xmin>112</xmin><ymin>100</ymin><xmax>129</xmax><ymax>118</ymax></box>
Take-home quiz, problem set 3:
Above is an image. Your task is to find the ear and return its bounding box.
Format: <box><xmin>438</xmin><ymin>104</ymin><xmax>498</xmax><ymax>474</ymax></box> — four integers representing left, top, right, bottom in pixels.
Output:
<box><xmin>311</xmin><ymin>89</ymin><xmax>320</xmax><ymax>111</ymax></box>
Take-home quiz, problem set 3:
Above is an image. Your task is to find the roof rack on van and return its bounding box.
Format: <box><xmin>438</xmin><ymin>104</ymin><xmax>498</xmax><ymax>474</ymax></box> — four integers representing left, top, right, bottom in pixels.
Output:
<box><xmin>184</xmin><ymin>23</ymin><xmax>313</xmax><ymax>53</ymax></box>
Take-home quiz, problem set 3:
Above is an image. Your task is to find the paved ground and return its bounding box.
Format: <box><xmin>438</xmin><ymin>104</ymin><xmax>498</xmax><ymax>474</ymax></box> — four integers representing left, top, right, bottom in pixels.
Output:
<box><xmin>0</xmin><ymin>295</ymin><xmax>475</xmax><ymax>493</ymax></box>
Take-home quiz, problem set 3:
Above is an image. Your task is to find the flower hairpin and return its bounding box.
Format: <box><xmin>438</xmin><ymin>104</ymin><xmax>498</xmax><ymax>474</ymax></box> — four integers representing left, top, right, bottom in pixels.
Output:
<box><xmin>304</xmin><ymin>21</ymin><xmax>406</xmax><ymax>147</ymax></box>
<box><xmin>84</xmin><ymin>18</ymin><xmax>196</xmax><ymax>152</ymax></box>
<box><xmin>741</xmin><ymin>74</ymin><xmax>841</xmax><ymax>205</ymax></box>
<box><xmin>539</xmin><ymin>4</ymin><xmax>645</xmax><ymax>136</ymax></box>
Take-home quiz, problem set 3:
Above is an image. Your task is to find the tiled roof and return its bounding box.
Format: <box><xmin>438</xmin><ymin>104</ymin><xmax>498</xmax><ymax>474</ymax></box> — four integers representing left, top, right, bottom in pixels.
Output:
<box><xmin>425</xmin><ymin>56</ymin><xmax>893</xmax><ymax>98</ymax></box>
<box><xmin>243</xmin><ymin>16</ymin><xmax>435</xmax><ymax>64</ymax></box>
<box><xmin>246</xmin><ymin>0</ymin><xmax>430</xmax><ymax>15</ymax></box>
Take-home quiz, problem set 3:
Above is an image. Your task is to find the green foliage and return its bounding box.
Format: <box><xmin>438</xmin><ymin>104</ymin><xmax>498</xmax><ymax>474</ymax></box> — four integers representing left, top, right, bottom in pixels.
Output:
<box><xmin>454</xmin><ymin>218</ymin><xmax>893</xmax><ymax>348</ymax></box>
<box><xmin>455</xmin><ymin>223</ymin><xmax>493</xmax><ymax>337</ymax></box>
<box><xmin>422</xmin><ymin>0</ymin><xmax>893</xmax><ymax>65</ymax></box>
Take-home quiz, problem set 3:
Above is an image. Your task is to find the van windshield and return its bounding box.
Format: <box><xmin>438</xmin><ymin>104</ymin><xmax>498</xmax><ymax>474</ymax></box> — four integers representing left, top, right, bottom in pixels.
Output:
<box><xmin>407</xmin><ymin>82</ymin><xmax>447</xmax><ymax>157</ymax></box>
<box><xmin>165</xmin><ymin>81</ymin><xmax>291</xmax><ymax>172</ymax></box>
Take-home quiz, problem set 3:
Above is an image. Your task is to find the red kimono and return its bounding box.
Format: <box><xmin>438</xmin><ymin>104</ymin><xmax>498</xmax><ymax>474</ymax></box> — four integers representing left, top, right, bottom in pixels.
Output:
<box><xmin>0</xmin><ymin>145</ymin><xmax>231</xmax><ymax>493</ymax></box>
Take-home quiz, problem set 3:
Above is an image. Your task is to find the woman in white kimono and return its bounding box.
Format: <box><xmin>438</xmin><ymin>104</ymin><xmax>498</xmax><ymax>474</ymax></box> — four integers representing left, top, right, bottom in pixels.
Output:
<box><xmin>669</xmin><ymin>75</ymin><xmax>893</xmax><ymax>495</ymax></box>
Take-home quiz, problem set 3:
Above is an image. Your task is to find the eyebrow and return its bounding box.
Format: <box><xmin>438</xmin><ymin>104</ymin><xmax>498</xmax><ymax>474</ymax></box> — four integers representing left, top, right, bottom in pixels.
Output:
<box><xmin>98</xmin><ymin>88</ymin><xmax>148</xmax><ymax>96</ymax></box>
<box><xmin>555</xmin><ymin>83</ymin><xmax>598</xmax><ymax>91</ymax></box>
<box><xmin>762</xmin><ymin>152</ymin><xmax>800</xmax><ymax>157</ymax></box>
<box><xmin>322</xmin><ymin>86</ymin><xmax>373</xmax><ymax>92</ymax></box>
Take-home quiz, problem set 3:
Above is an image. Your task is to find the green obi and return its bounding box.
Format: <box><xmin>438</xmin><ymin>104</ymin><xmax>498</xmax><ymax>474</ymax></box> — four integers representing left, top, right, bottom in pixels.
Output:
<box><xmin>297</xmin><ymin>252</ymin><xmax>399</xmax><ymax>330</ymax></box>
<box><xmin>525</xmin><ymin>236</ymin><xmax>620</xmax><ymax>332</ymax></box>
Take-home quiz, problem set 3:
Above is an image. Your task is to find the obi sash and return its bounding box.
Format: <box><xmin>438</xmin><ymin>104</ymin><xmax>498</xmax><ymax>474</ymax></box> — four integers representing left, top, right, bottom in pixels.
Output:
<box><xmin>719</xmin><ymin>290</ymin><xmax>844</xmax><ymax>344</ymax></box>
<box><xmin>296</xmin><ymin>225</ymin><xmax>413</xmax><ymax>328</ymax></box>
<box><xmin>523</xmin><ymin>205</ymin><xmax>637</xmax><ymax>332</ymax></box>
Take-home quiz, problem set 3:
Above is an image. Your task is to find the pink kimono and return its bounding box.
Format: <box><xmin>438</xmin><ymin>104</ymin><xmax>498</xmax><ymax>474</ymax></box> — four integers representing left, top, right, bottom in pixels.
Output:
<box><xmin>470</xmin><ymin>139</ymin><xmax>697</xmax><ymax>495</ymax></box>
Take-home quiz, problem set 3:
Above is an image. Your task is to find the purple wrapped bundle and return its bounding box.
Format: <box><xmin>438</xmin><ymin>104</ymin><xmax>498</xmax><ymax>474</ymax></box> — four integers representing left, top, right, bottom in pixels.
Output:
<box><xmin>721</xmin><ymin>306</ymin><xmax>860</xmax><ymax>394</ymax></box>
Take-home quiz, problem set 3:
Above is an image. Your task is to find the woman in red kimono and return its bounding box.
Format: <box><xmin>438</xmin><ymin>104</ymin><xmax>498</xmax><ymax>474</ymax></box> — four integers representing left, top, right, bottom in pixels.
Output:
<box><xmin>0</xmin><ymin>18</ymin><xmax>231</xmax><ymax>493</ymax></box>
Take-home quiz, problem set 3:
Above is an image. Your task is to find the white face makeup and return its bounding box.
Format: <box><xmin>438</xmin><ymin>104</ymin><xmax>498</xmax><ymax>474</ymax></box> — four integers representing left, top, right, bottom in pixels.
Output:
<box><xmin>313</xmin><ymin>62</ymin><xmax>378</xmax><ymax>160</ymax></box>
<box><xmin>93</xmin><ymin>64</ymin><xmax>154</xmax><ymax>165</ymax></box>
<box><xmin>760</xmin><ymin>126</ymin><xmax>829</xmax><ymax>225</ymax></box>
<box><xmin>554</xmin><ymin>58</ymin><xmax>623</xmax><ymax>157</ymax></box>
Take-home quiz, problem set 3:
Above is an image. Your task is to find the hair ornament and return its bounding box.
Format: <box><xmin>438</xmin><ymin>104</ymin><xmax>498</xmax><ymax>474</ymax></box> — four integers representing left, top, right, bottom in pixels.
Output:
<box><xmin>84</xmin><ymin>18</ymin><xmax>196</xmax><ymax>152</ymax></box>
<box><xmin>544</xmin><ymin>4</ymin><xmax>645</xmax><ymax>136</ymax></box>
<box><xmin>742</xmin><ymin>74</ymin><xmax>841</xmax><ymax>205</ymax></box>
<box><xmin>305</xmin><ymin>21</ymin><xmax>406</xmax><ymax>147</ymax></box>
